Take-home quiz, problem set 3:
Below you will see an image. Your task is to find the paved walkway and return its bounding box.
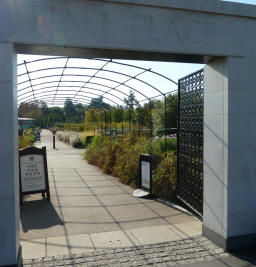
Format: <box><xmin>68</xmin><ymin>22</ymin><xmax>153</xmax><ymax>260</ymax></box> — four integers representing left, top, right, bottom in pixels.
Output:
<box><xmin>20</xmin><ymin>130</ymin><xmax>256</xmax><ymax>266</ymax></box>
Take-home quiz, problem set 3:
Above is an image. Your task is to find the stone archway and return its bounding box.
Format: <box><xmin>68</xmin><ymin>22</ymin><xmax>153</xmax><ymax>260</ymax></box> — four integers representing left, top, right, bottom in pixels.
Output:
<box><xmin>1</xmin><ymin>0</ymin><xmax>256</xmax><ymax>265</ymax></box>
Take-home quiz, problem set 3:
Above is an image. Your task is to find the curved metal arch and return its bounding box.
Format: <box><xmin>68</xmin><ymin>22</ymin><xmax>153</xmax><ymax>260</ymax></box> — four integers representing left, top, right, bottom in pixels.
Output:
<box><xmin>110</xmin><ymin>59</ymin><xmax>178</xmax><ymax>85</ymax></box>
<box><xmin>21</xmin><ymin>96</ymin><xmax>92</xmax><ymax>108</ymax></box>
<box><xmin>74</xmin><ymin>91</ymin><xmax>121</xmax><ymax>106</ymax></box>
<box><xmin>18</xmin><ymin>88</ymin><xmax>125</xmax><ymax>108</ymax></box>
<box><xmin>18</xmin><ymin>89</ymin><xmax>122</xmax><ymax>107</ymax></box>
<box><xmin>18</xmin><ymin>73</ymin><xmax>148</xmax><ymax>102</ymax></box>
<box><xmin>18</xmin><ymin>56</ymin><xmax>178</xmax><ymax>86</ymax></box>
<box><xmin>52</xmin><ymin>57</ymin><xmax>70</xmax><ymax>104</ymax></box>
<box><xmin>20</xmin><ymin>90</ymin><xmax>121</xmax><ymax>107</ymax></box>
<box><xmin>17</xmin><ymin>56</ymin><xmax>68</xmax><ymax>68</ymax></box>
<box><xmin>26</xmin><ymin>65</ymin><xmax>166</xmax><ymax>98</ymax></box>
<box><xmin>19</xmin><ymin>96</ymin><xmax>116</xmax><ymax>110</ymax></box>
<box><xmin>18</xmin><ymin>75</ymin><xmax>132</xmax><ymax>100</ymax></box>
<box><xmin>18</xmin><ymin>83</ymin><xmax>128</xmax><ymax>104</ymax></box>
<box><xmin>19</xmin><ymin>98</ymin><xmax>91</xmax><ymax>107</ymax></box>
<box><xmin>19</xmin><ymin>101</ymin><xmax>89</xmax><ymax>115</ymax></box>
<box><xmin>92</xmin><ymin>58</ymin><xmax>178</xmax><ymax>87</ymax></box>
<box><xmin>18</xmin><ymin>66</ymin><xmax>150</xmax><ymax>101</ymax></box>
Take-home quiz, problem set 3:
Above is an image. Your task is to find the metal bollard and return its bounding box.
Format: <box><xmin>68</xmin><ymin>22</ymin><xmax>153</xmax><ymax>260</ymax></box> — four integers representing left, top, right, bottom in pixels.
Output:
<box><xmin>53</xmin><ymin>135</ymin><xmax>55</xmax><ymax>149</ymax></box>
<box><xmin>52</xmin><ymin>129</ymin><xmax>56</xmax><ymax>149</ymax></box>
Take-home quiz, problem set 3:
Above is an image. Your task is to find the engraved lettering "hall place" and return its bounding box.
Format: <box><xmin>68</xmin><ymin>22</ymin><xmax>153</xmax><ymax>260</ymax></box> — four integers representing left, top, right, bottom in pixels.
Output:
<box><xmin>86</xmin><ymin>10</ymin><xmax>216</xmax><ymax>46</ymax></box>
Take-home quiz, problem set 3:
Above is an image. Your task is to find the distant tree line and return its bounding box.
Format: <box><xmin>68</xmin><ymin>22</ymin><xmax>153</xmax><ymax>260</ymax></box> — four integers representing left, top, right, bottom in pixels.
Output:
<box><xmin>18</xmin><ymin>98</ymin><xmax>85</xmax><ymax>128</ymax></box>
<box><xmin>84</xmin><ymin>91</ymin><xmax>177</xmax><ymax>134</ymax></box>
<box><xmin>18</xmin><ymin>91</ymin><xmax>177</xmax><ymax>133</ymax></box>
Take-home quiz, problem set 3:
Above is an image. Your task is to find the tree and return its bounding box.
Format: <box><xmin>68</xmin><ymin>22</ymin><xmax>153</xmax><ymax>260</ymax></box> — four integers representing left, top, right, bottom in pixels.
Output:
<box><xmin>88</xmin><ymin>96</ymin><xmax>111</xmax><ymax>110</ymax></box>
<box><xmin>18</xmin><ymin>98</ymin><xmax>86</xmax><ymax>128</ymax></box>
<box><xmin>143</xmin><ymin>99</ymin><xmax>158</xmax><ymax>110</ymax></box>
<box><xmin>136</xmin><ymin>105</ymin><xmax>150</xmax><ymax>127</ymax></box>
<box><xmin>74</xmin><ymin>103</ymin><xmax>85</xmax><ymax>123</ymax></box>
<box><xmin>153</xmin><ymin>94</ymin><xmax>177</xmax><ymax>135</ymax></box>
<box><xmin>113</xmin><ymin>107</ymin><xmax>123</xmax><ymax>123</ymax></box>
<box><xmin>47</xmin><ymin>107</ymin><xmax>65</xmax><ymax>126</ymax></box>
<box><xmin>18</xmin><ymin>101</ymin><xmax>43</xmax><ymax>127</ymax></box>
<box><xmin>124</xmin><ymin>90</ymin><xmax>138</xmax><ymax>110</ymax></box>
<box><xmin>85</xmin><ymin>109</ymin><xmax>97</xmax><ymax>123</ymax></box>
<box><xmin>64</xmin><ymin>98</ymin><xmax>76</xmax><ymax>122</ymax></box>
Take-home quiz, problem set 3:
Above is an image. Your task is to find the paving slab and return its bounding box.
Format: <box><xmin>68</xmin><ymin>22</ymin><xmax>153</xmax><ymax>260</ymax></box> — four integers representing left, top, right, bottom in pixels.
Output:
<box><xmin>21</xmin><ymin>223</ymin><xmax>203</xmax><ymax>259</ymax></box>
<box><xmin>51</xmin><ymin>195</ymin><xmax>102</xmax><ymax>207</ymax></box>
<box><xmin>54</xmin><ymin>187</ymin><xmax>93</xmax><ymax>196</ymax></box>
<box><xmin>91</xmin><ymin>230</ymin><xmax>134</xmax><ymax>249</ymax></box>
<box><xmin>60</xmin><ymin>206</ymin><xmax>115</xmax><ymax>223</ymax></box>
<box><xmin>63</xmin><ymin>222</ymin><xmax>120</xmax><ymax>235</ymax></box>
<box><xmin>85</xmin><ymin>180</ymin><xmax>116</xmax><ymax>187</ymax></box>
<box><xmin>119</xmin><ymin>218</ymin><xmax>169</xmax><ymax>230</ymax></box>
<box><xmin>76</xmin><ymin>170</ymin><xmax>103</xmax><ymax>174</ymax></box>
<box><xmin>169</xmin><ymin>220</ymin><xmax>202</xmax><ymax>239</ymax></box>
<box><xmin>21</xmin><ymin>238</ymin><xmax>46</xmax><ymax>259</ymax></box>
<box><xmin>97</xmin><ymin>193</ymin><xmax>142</xmax><ymax>206</ymax></box>
<box><xmin>127</xmin><ymin>224</ymin><xmax>182</xmax><ymax>246</ymax></box>
<box><xmin>49</xmin><ymin>181</ymin><xmax>86</xmax><ymax>188</ymax></box>
<box><xmin>47</xmin><ymin>234</ymin><xmax>94</xmax><ymax>256</ymax></box>
<box><xmin>90</xmin><ymin>186</ymin><xmax>128</xmax><ymax>195</ymax></box>
<box><xmin>79</xmin><ymin>176</ymin><xmax>110</xmax><ymax>181</ymax></box>
<box><xmin>106</xmin><ymin>203</ymin><xmax>167</xmax><ymax>222</ymax></box>
<box><xmin>51</xmin><ymin>176</ymin><xmax>81</xmax><ymax>182</ymax></box>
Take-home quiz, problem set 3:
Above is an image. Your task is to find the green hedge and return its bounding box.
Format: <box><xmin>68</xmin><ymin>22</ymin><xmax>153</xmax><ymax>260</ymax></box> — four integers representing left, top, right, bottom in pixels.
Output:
<box><xmin>84</xmin><ymin>132</ymin><xmax>177</xmax><ymax>201</ymax></box>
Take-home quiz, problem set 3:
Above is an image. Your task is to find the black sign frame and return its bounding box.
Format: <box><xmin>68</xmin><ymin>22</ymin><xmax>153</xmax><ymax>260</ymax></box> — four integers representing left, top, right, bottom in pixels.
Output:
<box><xmin>19</xmin><ymin>146</ymin><xmax>50</xmax><ymax>204</ymax></box>
<box><xmin>139</xmin><ymin>154</ymin><xmax>152</xmax><ymax>194</ymax></box>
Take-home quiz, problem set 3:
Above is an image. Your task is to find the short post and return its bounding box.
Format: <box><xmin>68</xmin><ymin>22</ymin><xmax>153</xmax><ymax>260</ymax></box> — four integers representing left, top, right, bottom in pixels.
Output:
<box><xmin>52</xmin><ymin>129</ymin><xmax>56</xmax><ymax>149</ymax></box>
<box><xmin>149</xmin><ymin>100</ymin><xmax>153</xmax><ymax>138</ymax></box>
<box><xmin>18</xmin><ymin>129</ymin><xmax>23</xmax><ymax>137</ymax></box>
<box><xmin>121</xmin><ymin>108</ymin><xmax>124</xmax><ymax>137</ymax></box>
<box><xmin>109</xmin><ymin>110</ymin><xmax>112</xmax><ymax>136</ymax></box>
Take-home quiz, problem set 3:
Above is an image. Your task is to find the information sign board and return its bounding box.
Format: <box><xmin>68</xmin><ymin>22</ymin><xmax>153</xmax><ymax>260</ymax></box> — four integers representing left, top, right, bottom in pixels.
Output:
<box><xmin>139</xmin><ymin>154</ymin><xmax>152</xmax><ymax>194</ymax></box>
<box><xmin>19</xmin><ymin>146</ymin><xmax>50</xmax><ymax>204</ymax></box>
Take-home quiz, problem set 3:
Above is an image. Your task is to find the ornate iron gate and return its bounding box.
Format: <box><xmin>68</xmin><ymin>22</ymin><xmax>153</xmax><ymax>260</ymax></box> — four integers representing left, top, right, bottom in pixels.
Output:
<box><xmin>177</xmin><ymin>69</ymin><xmax>204</xmax><ymax>216</ymax></box>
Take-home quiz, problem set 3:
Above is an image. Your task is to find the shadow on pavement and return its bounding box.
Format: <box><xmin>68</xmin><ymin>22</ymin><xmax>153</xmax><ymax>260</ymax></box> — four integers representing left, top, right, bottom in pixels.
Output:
<box><xmin>180</xmin><ymin>246</ymin><xmax>256</xmax><ymax>267</ymax></box>
<box><xmin>228</xmin><ymin>246</ymin><xmax>256</xmax><ymax>267</ymax></box>
<box><xmin>20</xmin><ymin>199</ymin><xmax>64</xmax><ymax>232</ymax></box>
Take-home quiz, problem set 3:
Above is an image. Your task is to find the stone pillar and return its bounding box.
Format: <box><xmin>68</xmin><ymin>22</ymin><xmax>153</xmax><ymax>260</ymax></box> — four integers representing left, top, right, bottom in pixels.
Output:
<box><xmin>0</xmin><ymin>43</ymin><xmax>21</xmax><ymax>266</ymax></box>
<box><xmin>203</xmin><ymin>56</ymin><xmax>256</xmax><ymax>250</ymax></box>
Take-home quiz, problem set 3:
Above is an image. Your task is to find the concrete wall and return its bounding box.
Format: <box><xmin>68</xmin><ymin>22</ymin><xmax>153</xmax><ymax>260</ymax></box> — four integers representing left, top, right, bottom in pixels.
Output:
<box><xmin>0</xmin><ymin>43</ymin><xmax>20</xmax><ymax>266</ymax></box>
<box><xmin>227</xmin><ymin>57</ymin><xmax>256</xmax><ymax>238</ymax></box>
<box><xmin>204</xmin><ymin>58</ymin><xmax>229</xmax><ymax>239</ymax></box>
<box><xmin>1</xmin><ymin>0</ymin><xmax>256</xmax><ymax>60</ymax></box>
<box><xmin>204</xmin><ymin>56</ymin><xmax>256</xmax><ymax>249</ymax></box>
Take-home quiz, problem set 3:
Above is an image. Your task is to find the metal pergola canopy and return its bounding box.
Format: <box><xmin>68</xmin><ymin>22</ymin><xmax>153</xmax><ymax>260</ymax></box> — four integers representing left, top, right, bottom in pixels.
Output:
<box><xmin>17</xmin><ymin>56</ymin><xmax>178</xmax><ymax>111</ymax></box>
